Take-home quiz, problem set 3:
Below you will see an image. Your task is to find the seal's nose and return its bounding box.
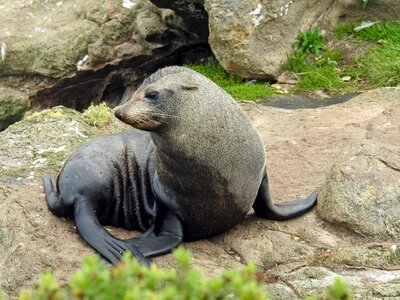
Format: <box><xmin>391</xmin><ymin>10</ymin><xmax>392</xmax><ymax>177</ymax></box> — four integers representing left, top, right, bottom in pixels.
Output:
<box><xmin>113</xmin><ymin>106</ymin><xmax>123</xmax><ymax>120</ymax></box>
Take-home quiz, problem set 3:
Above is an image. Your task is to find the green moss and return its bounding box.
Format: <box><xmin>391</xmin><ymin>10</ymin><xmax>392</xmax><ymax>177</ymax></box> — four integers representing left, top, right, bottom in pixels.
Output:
<box><xmin>83</xmin><ymin>102</ymin><xmax>113</xmax><ymax>127</ymax></box>
<box><xmin>319</xmin><ymin>245</ymin><xmax>400</xmax><ymax>269</ymax></box>
<box><xmin>0</xmin><ymin>87</ymin><xmax>30</xmax><ymax>131</ymax></box>
<box><xmin>186</xmin><ymin>64</ymin><xmax>273</xmax><ymax>100</ymax></box>
<box><xmin>19</xmin><ymin>247</ymin><xmax>267</xmax><ymax>300</ymax></box>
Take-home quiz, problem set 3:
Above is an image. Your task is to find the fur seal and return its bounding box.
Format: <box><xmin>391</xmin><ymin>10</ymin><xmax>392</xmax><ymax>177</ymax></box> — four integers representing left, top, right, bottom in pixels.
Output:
<box><xmin>43</xmin><ymin>66</ymin><xmax>318</xmax><ymax>265</ymax></box>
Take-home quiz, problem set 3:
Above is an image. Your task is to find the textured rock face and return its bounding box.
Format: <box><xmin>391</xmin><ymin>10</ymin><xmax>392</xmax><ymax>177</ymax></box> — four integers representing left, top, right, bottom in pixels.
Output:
<box><xmin>318</xmin><ymin>101</ymin><xmax>400</xmax><ymax>239</ymax></box>
<box><xmin>205</xmin><ymin>0</ymin><xmax>326</xmax><ymax>80</ymax></box>
<box><xmin>0</xmin><ymin>87</ymin><xmax>29</xmax><ymax>131</ymax></box>
<box><xmin>149</xmin><ymin>0</ymin><xmax>209</xmax><ymax>41</ymax></box>
<box><xmin>318</xmin><ymin>141</ymin><xmax>400</xmax><ymax>239</ymax></box>
<box><xmin>0</xmin><ymin>0</ymin><xmax>209</xmax><ymax>128</ymax></box>
<box><xmin>204</xmin><ymin>0</ymin><xmax>400</xmax><ymax>79</ymax></box>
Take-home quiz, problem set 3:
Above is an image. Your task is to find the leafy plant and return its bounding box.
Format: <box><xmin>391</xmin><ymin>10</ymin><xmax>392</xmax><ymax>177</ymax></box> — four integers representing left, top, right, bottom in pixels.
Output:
<box><xmin>292</xmin><ymin>27</ymin><xmax>324</xmax><ymax>56</ymax></box>
<box><xmin>19</xmin><ymin>247</ymin><xmax>267</xmax><ymax>300</ymax></box>
<box><xmin>83</xmin><ymin>102</ymin><xmax>113</xmax><ymax>127</ymax></box>
<box><xmin>285</xmin><ymin>27</ymin><xmax>349</xmax><ymax>92</ymax></box>
<box><xmin>363</xmin><ymin>0</ymin><xmax>368</xmax><ymax>8</ymax></box>
<box><xmin>327</xmin><ymin>277</ymin><xmax>352</xmax><ymax>300</ymax></box>
<box><xmin>186</xmin><ymin>64</ymin><xmax>273</xmax><ymax>100</ymax></box>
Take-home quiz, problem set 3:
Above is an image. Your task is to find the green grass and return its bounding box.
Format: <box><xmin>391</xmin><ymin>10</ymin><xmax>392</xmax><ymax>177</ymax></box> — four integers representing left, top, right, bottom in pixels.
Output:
<box><xmin>285</xmin><ymin>28</ymin><xmax>347</xmax><ymax>92</ymax></box>
<box><xmin>334</xmin><ymin>20</ymin><xmax>400</xmax><ymax>88</ymax></box>
<box><xmin>295</xmin><ymin>65</ymin><xmax>345</xmax><ymax>92</ymax></box>
<box><xmin>335</xmin><ymin>20</ymin><xmax>400</xmax><ymax>41</ymax></box>
<box><xmin>186</xmin><ymin>64</ymin><xmax>273</xmax><ymax>100</ymax></box>
<box><xmin>359</xmin><ymin>41</ymin><xmax>400</xmax><ymax>87</ymax></box>
<box><xmin>286</xmin><ymin>20</ymin><xmax>400</xmax><ymax>93</ymax></box>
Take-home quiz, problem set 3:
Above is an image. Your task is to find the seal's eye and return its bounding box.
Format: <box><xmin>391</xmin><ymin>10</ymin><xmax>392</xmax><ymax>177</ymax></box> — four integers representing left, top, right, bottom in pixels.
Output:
<box><xmin>145</xmin><ymin>91</ymin><xmax>159</xmax><ymax>101</ymax></box>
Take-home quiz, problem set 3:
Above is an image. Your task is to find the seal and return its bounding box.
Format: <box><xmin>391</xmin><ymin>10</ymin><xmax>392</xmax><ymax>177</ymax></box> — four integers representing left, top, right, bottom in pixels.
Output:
<box><xmin>43</xmin><ymin>66</ymin><xmax>318</xmax><ymax>266</ymax></box>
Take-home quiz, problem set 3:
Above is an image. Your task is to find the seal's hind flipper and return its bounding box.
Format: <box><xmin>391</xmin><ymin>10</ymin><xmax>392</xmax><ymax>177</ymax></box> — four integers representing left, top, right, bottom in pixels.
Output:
<box><xmin>43</xmin><ymin>175</ymin><xmax>65</xmax><ymax>217</ymax></box>
<box><xmin>74</xmin><ymin>197</ymin><xmax>150</xmax><ymax>267</ymax></box>
<box><xmin>129</xmin><ymin>208</ymin><xmax>183</xmax><ymax>258</ymax></box>
<box><xmin>253</xmin><ymin>175</ymin><xmax>318</xmax><ymax>221</ymax></box>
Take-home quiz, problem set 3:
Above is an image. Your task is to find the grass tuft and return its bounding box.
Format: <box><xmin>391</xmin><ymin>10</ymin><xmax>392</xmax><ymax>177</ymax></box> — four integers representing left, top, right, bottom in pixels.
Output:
<box><xmin>186</xmin><ymin>64</ymin><xmax>273</xmax><ymax>100</ymax></box>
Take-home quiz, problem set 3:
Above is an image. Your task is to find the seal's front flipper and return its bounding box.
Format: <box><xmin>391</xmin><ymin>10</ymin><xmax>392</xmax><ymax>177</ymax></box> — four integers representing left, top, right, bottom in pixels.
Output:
<box><xmin>43</xmin><ymin>175</ymin><xmax>66</xmax><ymax>217</ymax></box>
<box><xmin>74</xmin><ymin>198</ymin><xmax>150</xmax><ymax>267</ymax></box>
<box><xmin>129</xmin><ymin>209</ymin><xmax>183</xmax><ymax>258</ymax></box>
<box><xmin>253</xmin><ymin>175</ymin><xmax>318</xmax><ymax>221</ymax></box>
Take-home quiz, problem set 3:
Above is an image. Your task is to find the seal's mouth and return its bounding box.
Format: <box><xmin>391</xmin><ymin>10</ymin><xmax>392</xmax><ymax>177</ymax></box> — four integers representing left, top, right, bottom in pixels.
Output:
<box><xmin>114</xmin><ymin>106</ymin><xmax>162</xmax><ymax>131</ymax></box>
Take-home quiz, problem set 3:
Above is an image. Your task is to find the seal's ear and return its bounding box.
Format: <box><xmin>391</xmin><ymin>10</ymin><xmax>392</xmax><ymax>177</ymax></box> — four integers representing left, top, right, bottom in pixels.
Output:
<box><xmin>181</xmin><ymin>85</ymin><xmax>198</xmax><ymax>91</ymax></box>
<box><xmin>180</xmin><ymin>77</ymin><xmax>198</xmax><ymax>91</ymax></box>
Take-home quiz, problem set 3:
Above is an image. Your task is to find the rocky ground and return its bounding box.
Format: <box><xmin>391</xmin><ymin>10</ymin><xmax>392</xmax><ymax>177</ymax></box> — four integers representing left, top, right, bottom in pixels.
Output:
<box><xmin>0</xmin><ymin>87</ymin><xmax>399</xmax><ymax>299</ymax></box>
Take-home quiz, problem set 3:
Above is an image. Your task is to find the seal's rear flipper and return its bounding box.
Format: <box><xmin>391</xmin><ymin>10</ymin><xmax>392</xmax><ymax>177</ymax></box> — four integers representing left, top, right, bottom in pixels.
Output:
<box><xmin>129</xmin><ymin>209</ymin><xmax>183</xmax><ymax>258</ymax></box>
<box><xmin>43</xmin><ymin>175</ymin><xmax>66</xmax><ymax>217</ymax></box>
<box><xmin>253</xmin><ymin>175</ymin><xmax>318</xmax><ymax>221</ymax></box>
<box><xmin>74</xmin><ymin>197</ymin><xmax>150</xmax><ymax>267</ymax></box>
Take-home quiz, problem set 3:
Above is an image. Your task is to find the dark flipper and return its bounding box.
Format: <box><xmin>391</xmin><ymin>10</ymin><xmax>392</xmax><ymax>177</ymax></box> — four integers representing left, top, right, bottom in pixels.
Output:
<box><xmin>74</xmin><ymin>198</ymin><xmax>150</xmax><ymax>267</ymax></box>
<box><xmin>43</xmin><ymin>175</ymin><xmax>65</xmax><ymax>218</ymax></box>
<box><xmin>129</xmin><ymin>207</ymin><xmax>183</xmax><ymax>258</ymax></box>
<box><xmin>253</xmin><ymin>175</ymin><xmax>318</xmax><ymax>221</ymax></box>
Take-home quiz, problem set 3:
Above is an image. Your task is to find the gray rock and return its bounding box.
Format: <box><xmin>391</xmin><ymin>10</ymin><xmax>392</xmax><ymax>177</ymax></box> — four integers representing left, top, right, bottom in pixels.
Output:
<box><xmin>149</xmin><ymin>0</ymin><xmax>209</xmax><ymax>41</ymax></box>
<box><xmin>204</xmin><ymin>0</ymin><xmax>400</xmax><ymax>79</ymax></box>
<box><xmin>0</xmin><ymin>0</ymin><xmax>208</xmax><ymax>128</ymax></box>
<box><xmin>0</xmin><ymin>87</ymin><xmax>29</xmax><ymax>131</ymax></box>
<box><xmin>318</xmin><ymin>140</ymin><xmax>400</xmax><ymax>239</ymax></box>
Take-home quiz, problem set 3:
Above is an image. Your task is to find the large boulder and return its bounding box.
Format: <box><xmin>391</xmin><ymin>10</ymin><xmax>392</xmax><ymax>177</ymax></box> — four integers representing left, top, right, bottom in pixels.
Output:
<box><xmin>0</xmin><ymin>0</ymin><xmax>209</xmax><ymax>128</ymax></box>
<box><xmin>318</xmin><ymin>99</ymin><xmax>400</xmax><ymax>239</ymax></box>
<box><xmin>204</xmin><ymin>0</ymin><xmax>400</xmax><ymax>79</ymax></box>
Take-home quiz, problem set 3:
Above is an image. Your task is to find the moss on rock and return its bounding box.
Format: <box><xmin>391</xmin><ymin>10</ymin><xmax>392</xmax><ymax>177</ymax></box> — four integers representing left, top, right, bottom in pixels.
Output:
<box><xmin>0</xmin><ymin>87</ymin><xmax>30</xmax><ymax>131</ymax></box>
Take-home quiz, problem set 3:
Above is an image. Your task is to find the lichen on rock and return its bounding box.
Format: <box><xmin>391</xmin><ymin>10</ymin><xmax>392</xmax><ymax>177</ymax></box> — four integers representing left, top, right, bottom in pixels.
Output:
<box><xmin>318</xmin><ymin>140</ymin><xmax>400</xmax><ymax>240</ymax></box>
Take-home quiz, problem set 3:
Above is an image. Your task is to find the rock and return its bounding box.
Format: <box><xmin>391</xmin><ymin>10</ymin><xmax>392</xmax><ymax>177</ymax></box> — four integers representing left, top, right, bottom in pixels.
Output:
<box><xmin>0</xmin><ymin>87</ymin><xmax>29</xmax><ymax>131</ymax></box>
<box><xmin>0</xmin><ymin>0</ymin><xmax>209</xmax><ymax>128</ymax></box>
<box><xmin>149</xmin><ymin>0</ymin><xmax>209</xmax><ymax>41</ymax></box>
<box><xmin>204</xmin><ymin>0</ymin><xmax>400</xmax><ymax>79</ymax></box>
<box><xmin>318</xmin><ymin>140</ymin><xmax>400</xmax><ymax>239</ymax></box>
<box><xmin>317</xmin><ymin>89</ymin><xmax>400</xmax><ymax>240</ymax></box>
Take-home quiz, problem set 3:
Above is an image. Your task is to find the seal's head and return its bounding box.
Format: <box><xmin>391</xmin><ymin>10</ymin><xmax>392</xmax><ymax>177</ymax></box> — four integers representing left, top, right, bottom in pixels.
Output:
<box><xmin>114</xmin><ymin>66</ymin><xmax>197</xmax><ymax>131</ymax></box>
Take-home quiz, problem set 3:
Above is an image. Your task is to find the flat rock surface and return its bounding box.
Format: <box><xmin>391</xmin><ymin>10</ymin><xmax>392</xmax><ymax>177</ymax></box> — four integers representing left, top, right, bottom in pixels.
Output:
<box><xmin>1</xmin><ymin>87</ymin><xmax>399</xmax><ymax>299</ymax></box>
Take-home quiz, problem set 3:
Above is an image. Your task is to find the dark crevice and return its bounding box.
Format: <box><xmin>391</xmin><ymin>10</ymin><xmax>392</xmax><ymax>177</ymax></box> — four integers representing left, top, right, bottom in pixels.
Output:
<box><xmin>29</xmin><ymin>43</ymin><xmax>212</xmax><ymax>112</ymax></box>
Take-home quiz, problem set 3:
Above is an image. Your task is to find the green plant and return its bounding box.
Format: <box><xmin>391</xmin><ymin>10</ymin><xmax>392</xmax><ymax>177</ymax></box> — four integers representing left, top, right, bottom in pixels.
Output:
<box><xmin>186</xmin><ymin>64</ymin><xmax>273</xmax><ymax>100</ymax></box>
<box><xmin>83</xmin><ymin>102</ymin><xmax>113</xmax><ymax>127</ymax></box>
<box><xmin>327</xmin><ymin>277</ymin><xmax>352</xmax><ymax>300</ymax></box>
<box><xmin>285</xmin><ymin>27</ymin><xmax>325</xmax><ymax>73</ymax></box>
<box><xmin>19</xmin><ymin>247</ymin><xmax>268</xmax><ymax>300</ymax></box>
<box><xmin>292</xmin><ymin>27</ymin><xmax>324</xmax><ymax>56</ymax></box>
<box><xmin>303</xmin><ymin>277</ymin><xmax>352</xmax><ymax>300</ymax></box>
<box><xmin>363</xmin><ymin>0</ymin><xmax>368</xmax><ymax>8</ymax></box>
<box><xmin>285</xmin><ymin>28</ymin><xmax>348</xmax><ymax>92</ymax></box>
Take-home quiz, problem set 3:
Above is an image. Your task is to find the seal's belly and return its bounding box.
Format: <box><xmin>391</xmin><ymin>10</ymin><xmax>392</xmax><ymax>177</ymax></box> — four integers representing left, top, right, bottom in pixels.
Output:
<box><xmin>177</xmin><ymin>194</ymin><xmax>252</xmax><ymax>241</ymax></box>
